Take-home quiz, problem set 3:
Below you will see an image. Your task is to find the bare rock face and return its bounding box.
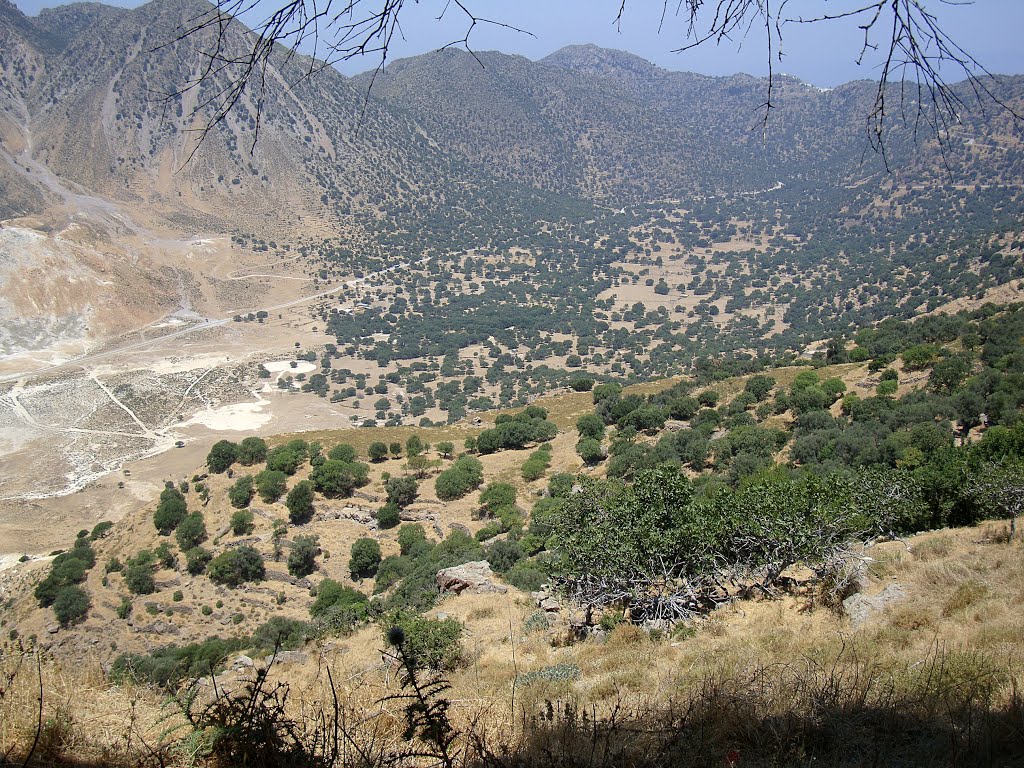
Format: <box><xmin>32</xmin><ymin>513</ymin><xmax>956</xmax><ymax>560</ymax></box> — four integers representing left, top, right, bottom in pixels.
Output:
<box><xmin>843</xmin><ymin>583</ymin><xmax>907</xmax><ymax>627</ymax></box>
<box><xmin>436</xmin><ymin>561</ymin><xmax>508</xmax><ymax>595</ymax></box>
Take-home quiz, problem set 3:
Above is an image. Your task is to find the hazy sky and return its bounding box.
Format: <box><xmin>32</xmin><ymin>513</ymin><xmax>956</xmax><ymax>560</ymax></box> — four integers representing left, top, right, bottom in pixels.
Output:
<box><xmin>12</xmin><ymin>0</ymin><xmax>1024</xmax><ymax>86</ymax></box>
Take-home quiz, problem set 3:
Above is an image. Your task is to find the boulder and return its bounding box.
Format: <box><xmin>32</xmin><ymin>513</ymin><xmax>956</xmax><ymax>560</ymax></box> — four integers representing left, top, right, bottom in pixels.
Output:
<box><xmin>843</xmin><ymin>583</ymin><xmax>907</xmax><ymax>627</ymax></box>
<box><xmin>436</xmin><ymin>561</ymin><xmax>508</xmax><ymax>595</ymax></box>
<box><xmin>539</xmin><ymin>597</ymin><xmax>561</xmax><ymax>612</ymax></box>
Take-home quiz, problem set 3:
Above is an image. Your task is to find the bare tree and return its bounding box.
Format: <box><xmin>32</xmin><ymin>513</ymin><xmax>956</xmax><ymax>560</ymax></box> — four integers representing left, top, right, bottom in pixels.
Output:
<box><xmin>166</xmin><ymin>0</ymin><xmax>1020</xmax><ymax>152</ymax></box>
<box><xmin>971</xmin><ymin>459</ymin><xmax>1024</xmax><ymax>540</ymax></box>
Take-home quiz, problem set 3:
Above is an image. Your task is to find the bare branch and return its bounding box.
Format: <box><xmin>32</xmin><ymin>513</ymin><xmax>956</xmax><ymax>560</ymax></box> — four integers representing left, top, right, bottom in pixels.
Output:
<box><xmin>164</xmin><ymin>0</ymin><xmax>1020</xmax><ymax>159</ymax></box>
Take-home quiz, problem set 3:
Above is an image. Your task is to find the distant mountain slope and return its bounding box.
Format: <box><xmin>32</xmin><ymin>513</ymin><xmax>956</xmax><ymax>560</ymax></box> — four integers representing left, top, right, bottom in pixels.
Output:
<box><xmin>0</xmin><ymin>0</ymin><xmax>487</xmax><ymax>236</ymax></box>
<box><xmin>358</xmin><ymin>43</ymin><xmax>1024</xmax><ymax>205</ymax></box>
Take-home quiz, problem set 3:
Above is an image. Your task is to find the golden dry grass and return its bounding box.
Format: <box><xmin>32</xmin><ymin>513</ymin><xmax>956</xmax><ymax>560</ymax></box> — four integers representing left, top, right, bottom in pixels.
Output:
<box><xmin>4</xmin><ymin>523</ymin><xmax>1022</xmax><ymax>766</ymax></box>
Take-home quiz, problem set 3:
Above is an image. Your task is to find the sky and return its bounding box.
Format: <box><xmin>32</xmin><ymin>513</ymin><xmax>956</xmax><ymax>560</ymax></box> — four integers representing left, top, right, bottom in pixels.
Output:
<box><xmin>12</xmin><ymin>0</ymin><xmax>1024</xmax><ymax>87</ymax></box>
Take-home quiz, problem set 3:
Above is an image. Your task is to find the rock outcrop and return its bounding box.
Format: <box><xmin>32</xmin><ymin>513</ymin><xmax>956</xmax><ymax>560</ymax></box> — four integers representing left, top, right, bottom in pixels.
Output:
<box><xmin>436</xmin><ymin>561</ymin><xmax>507</xmax><ymax>595</ymax></box>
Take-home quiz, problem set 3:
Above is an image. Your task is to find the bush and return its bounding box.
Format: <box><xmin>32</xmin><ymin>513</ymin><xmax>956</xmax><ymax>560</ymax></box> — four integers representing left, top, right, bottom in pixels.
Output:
<box><xmin>89</xmin><ymin>521</ymin><xmax>113</xmax><ymax>540</ymax></box>
<box><xmin>124</xmin><ymin>550</ymin><xmax>157</xmax><ymax>595</ymax></box>
<box><xmin>479</xmin><ymin>482</ymin><xmax>516</xmax><ymax>514</ymax></box>
<box><xmin>185</xmin><ymin>547</ymin><xmax>213</xmax><ymax>575</ymax></box>
<box><xmin>398</xmin><ymin>523</ymin><xmax>431</xmax><ymax>556</ymax></box>
<box><xmin>377</xmin><ymin>502</ymin><xmax>402</xmax><ymax>529</ymax></box>
<box><xmin>486</xmin><ymin>539</ymin><xmax>523</xmax><ymax>572</ymax></box>
<box><xmin>154</xmin><ymin>541</ymin><xmax>177</xmax><ymax>569</ymax></box>
<box><xmin>368</xmin><ymin>441</ymin><xmax>389</xmax><ymax>462</ymax></box>
<box><xmin>384</xmin><ymin>531</ymin><xmax>481</xmax><ymax>613</ymax></box>
<box><xmin>281</xmin><ymin>479</ymin><xmax>314</xmax><ymax>524</ymax></box>
<box><xmin>475</xmin><ymin>523</ymin><xmax>502</xmax><ymax>542</ymax></box>
<box><xmin>52</xmin><ymin>585</ymin><xmax>90</xmax><ymax>626</ymax></box>
<box><xmin>111</xmin><ymin>637</ymin><xmax>244</xmax><ymax>689</ymax></box>
<box><xmin>175</xmin><ymin>512</ymin><xmax>207</xmax><ymax>550</ymax></box>
<box><xmin>477</xmin><ymin>409</ymin><xmax>558</xmax><ymax>454</ymax></box>
<box><xmin>206</xmin><ymin>440</ymin><xmax>238</xmax><ymax>473</ymax></box>
<box><xmin>208</xmin><ymin>545</ymin><xmax>265</xmax><ymax>587</ymax></box>
<box><xmin>34</xmin><ymin>541</ymin><xmax>94</xmax><ymax>607</ymax></box>
<box><xmin>255</xmin><ymin>470</ymin><xmax>288</xmax><ymax>503</ymax></box>
<box><xmin>571</xmin><ymin>378</ymin><xmax>595</xmax><ymax>392</ymax></box>
<box><xmin>310</xmin><ymin>580</ymin><xmax>369</xmax><ymax>634</ymax></box>
<box><xmin>521</xmin><ymin>445</ymin><xmax>552</xmax><ymax>481</ymax></box>
<box><xmin>576</xmin><ymin>437</ymin><xmax>605</xmax><ymax>465</ymax></box>
<box><xmin>503</xmin><ymin>560</ymin><xmax>547</xmax><ymax>592</ymax></box>
<box><xmin>153</xmin><ymin>488</ymin><xmax>187</xmax><ymax>534</ymax></box>
<box><xmin>386</xmin><ymin>613</ymin><xmax>464</xmax><ymax>671</ymax></box>
<box><xmin>349</xmin><ymin>538</ymin><xmax>382</xmax><ymax>578</ymax></box>
<box><xmin>287</xmin><ymin>534</ymin><xmax>320</xmax><ymax>578</ymax></box>
<box><xmin>435</xmin><ymin>455</ymin><xmax>484</xmax><ymax>500</ymax></box>
<box><xmin>266</xmin><ymin>443</ymin><xmax>306</xmax><ymax>475</ymax></box>
<box><xmin>385</xmin><ymin>475</ymin><xmax>419</xmax><ymax>508</ymax></box>
<box><xmin>310</xmin><ymin>459</ymin><xmax>369</xmax><ymax>498</ymax></box>
<box><xmin>548</xmin><ymin>473</ymin><xmax>574</xmax><ymax>498</ymax></box>
<box><xmin>328</xmin><ymin>443</ymin><xmax>358</xmax><ymax>463</ymax></box>
<box><xmin>236</xmin><ymin>436</ymin><xmax>268</xmax><ymax>465</ymax></box>
<box><xmin>230</xmin><ymin>509</ymin><xmax>254</xmax><ymax>536</ymax></box>
<box><xmin>576</xmin><ymin>413</ymin><xmax>605</xmax><ymax>439</ymax></box>
<box><xmin>250</xmin><ymin>617</ymin><xmax>309</xmax><ymax>653</ymax></box>
<box><xmin>228</xmin><ymin>476</ymin><xmax>254</xmax><ymax>509</ymax></box>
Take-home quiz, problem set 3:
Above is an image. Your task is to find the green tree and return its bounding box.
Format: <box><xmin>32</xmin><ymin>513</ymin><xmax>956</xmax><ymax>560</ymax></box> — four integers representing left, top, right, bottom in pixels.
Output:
<box><xmin>398</xmin><ymin>523</ymin><xmax>430</xmax><ymax>556</ymax></box>
<box><xmin>576</xmin><ymin>437</ymin><xmax>605</xmax><ymax>465</ymax></box>
<box><xmin>255</xmin><ymin>469</ymin><xmax>288</xmax><ymax>503</ymax></box>
<box><xmin>310</xmin><ymin>459</ymin><xmax>369</xmax><ymax>498</ymax></box>
<box><xmin>286</xmin><ymin>479</ymin><xmax>316</xmax><ymax>524</ymax></box>
<box><xmin>228</xmin><ymin>476</ymin><xmax>254</xmax><ymax>508</ymax></box>
<box><xmin>406</xmin><ymin>435</ymin><xmax>424</xmax><ymax>458</ymax></box>
<box><xmin>576</xmin><ymin>413</ymin><xmax>605</xmax><ymax>440</ymax></box>
<box><xmin>328</xmin><ymin>443</ymin><xmax>358</xmax><ymax>462</ymax></box>
<box><xmin>377</xmin><ymin>502</ymin><xmax>402</xmax><ymax>529</ymax></box>
<box><xmin>368</xmin><ymin>441</ymin><xmax>389</xmax><ymax>462</ymax></box>
<box><xmin>206</xmin><ymin>440</ymin><xmax>238</xmax><ymax>473</ymax></box>
<box><xmin>266</xmin><ymin>443</ymin><xmax>306</xmax><ymax>474</ymax></box>
<box><xmin>230</xmin><ymin>508</ymin><xmax>254</xmax><ymax>535</ymax></box>
<box><xmin>124</xmin><ymin>550</ymin><xmax>157</xmax><ymax>595</ymax></box>
<box><xmin>385</xmin><ymin>476</ymin><xmax>419</xmax><ymax>508</ymax></box>
<box><xmin>207</xmin><ymin>545</ymin><xmax>266</xmax><ymax>587</ymax></box>
<box><xmin>971</xmin><ymin>459</ymin><xmax>1024</xmax><ymax>540</ymax></box>
<box><xmin>185</xmin><ymin>547</ymin><xmax>213</xmax><ymax>575</ymax></box>
<box><xmin>153</xmin><ymin>488</ymin><xmax>187</xmax><ymax>535</ymax></box>
<box><xmin>435</xmin><ymin>455</ymin><xmax>484</xmax><ymax>500</ymax></box>
<box><xmin>349</xmin><ymin>537</ymin><xmax>382</xmax><ymax>578</ymax></box>
<box><xmin>52</xmin><ymin>585</ymin><xmax>90</xmax><ymax>627</ymax></box>
<box><xmin>175</xmin><ymin>512</ymin><xmax>207</xmax><ymax>551</ymax></box>
<box><xmin>236</xmin><ymin>436</ymin><xmax>268</xmax><ymax>465</ymax></box>
<box><xmin>287</xmin><ymin>534</ymin><xmax>320</xmax><ymax>577</ymax></box>
<box><xmin>437</xmin><ymin>441</ymin><xmax>455</xmax><ymax>458</ymax></box>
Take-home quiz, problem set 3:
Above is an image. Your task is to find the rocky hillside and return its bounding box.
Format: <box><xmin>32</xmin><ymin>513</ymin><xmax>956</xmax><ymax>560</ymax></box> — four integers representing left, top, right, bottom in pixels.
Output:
<box><xmin>0</xmin><ymin>0</ymin><xmax>475</xmax><ymax>235</ymax></box>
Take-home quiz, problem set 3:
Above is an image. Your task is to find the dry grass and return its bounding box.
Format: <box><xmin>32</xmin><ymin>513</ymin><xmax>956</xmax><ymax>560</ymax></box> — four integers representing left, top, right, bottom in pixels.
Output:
<box><xmin>4</xmin><ymin>524</ymin><xmax>1022</xmax><ymax>766</ymax></box>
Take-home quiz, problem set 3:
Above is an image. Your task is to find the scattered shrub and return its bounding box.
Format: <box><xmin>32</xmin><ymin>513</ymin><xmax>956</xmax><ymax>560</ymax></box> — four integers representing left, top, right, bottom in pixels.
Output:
<box><xmin>208</xmin><ymin>545</ymin><xmax>266</xmax><ymax>587</ymax></box>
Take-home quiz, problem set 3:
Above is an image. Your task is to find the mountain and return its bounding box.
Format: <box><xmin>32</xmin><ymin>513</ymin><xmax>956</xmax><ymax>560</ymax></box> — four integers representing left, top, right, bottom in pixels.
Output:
<box><xmin>357</xmin><ymin>43</ymin><xmax>1024</xmax><ymax>204</ymax></box>
<box><xmin>0</xmin><ymin>0</ymin><xmax>474</xmax><ymax>235</ymax></box>
<box><xmin>1</xmin><ymin>0</ymin><xmax>1023</xmax><ymax>361</ymax></box>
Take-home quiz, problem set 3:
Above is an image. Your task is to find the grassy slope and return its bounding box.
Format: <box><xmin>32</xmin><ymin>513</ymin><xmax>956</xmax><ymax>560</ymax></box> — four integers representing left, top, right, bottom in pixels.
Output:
<box><xmin>2</xmin><ymin>520</ymin><xmax>1021</xmax><ymax>765</ymax></box>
